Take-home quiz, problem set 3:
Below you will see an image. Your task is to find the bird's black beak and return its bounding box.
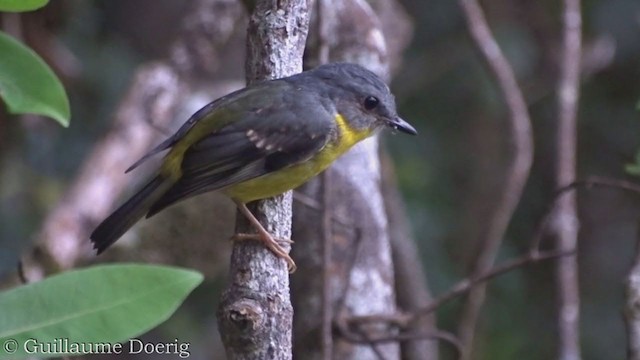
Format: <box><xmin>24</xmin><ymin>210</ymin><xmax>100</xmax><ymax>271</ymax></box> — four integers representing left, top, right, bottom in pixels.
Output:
<box><xmin>388</xmin><ymin>117</ymin><xmax>418</xmax><ymax>135</ymax></box>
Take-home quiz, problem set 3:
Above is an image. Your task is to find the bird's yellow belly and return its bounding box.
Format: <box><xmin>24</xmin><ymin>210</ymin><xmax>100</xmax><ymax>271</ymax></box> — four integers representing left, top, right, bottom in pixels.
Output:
<box><xmin>223</xmin><ymin>145</ymin><xmax>341</xmax><ymax>202</ymax></box>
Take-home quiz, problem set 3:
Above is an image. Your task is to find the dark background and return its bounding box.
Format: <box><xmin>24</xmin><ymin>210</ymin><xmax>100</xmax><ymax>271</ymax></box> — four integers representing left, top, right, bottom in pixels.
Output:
<box><xmin>1</xmin><ymin>0</ymin><xmax>639</xmax><ymax>359</ymax></box>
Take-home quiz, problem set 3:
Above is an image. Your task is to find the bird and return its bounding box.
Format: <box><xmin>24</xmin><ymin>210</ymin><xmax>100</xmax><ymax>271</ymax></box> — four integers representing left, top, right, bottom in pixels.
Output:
<box><xmin>90</xmin><ymin>62</ymin><xmax>417</xmax><ymax>272</ymax></box>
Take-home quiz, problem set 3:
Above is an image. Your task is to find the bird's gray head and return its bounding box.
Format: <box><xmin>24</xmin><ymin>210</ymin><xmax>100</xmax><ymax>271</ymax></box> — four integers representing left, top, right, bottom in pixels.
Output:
<box><xmin>309</xmin><ymin>62</ymin><xmax>417</xmax><ymax>135</ymax></box>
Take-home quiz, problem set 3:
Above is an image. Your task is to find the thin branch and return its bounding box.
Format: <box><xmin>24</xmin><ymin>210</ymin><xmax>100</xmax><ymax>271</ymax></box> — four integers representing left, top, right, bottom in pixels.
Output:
<box><xmin>422</xmin><ymin>250</ymin><xmax>573</xmax><ymax>320</ymax></box>
<box><xmin>335</xmin><ymin>318</ymin><xmax>462</xmax><ymax>358</ymax></box>
<box><xmin>321</xmin><ymin>170</ymin><xmax>334</xmax><ymax>360</ymax></box>
<box><xmin>530</xmin><ymin>176</ymin><xmax>640</xmax><ymax>253</ymax></box>
<box><xmin>457</xmin><ymin>0</ymin><xmax>534</xmax><ymax>357</ymax></box>
<box><xmin>381</xmin><ymin>152</ymin><xmax>438</xmax><ymax>360</ymax></box>
<box><xmin>350</xmin><ymin>175</ymin><xmax>640</xmax><ymax>331</ymax></box>
<box><xmin>16</xmin><ymin>261</ymin><xmax>27</xmax><ymax>284</ymax></box>
<box><xmin>554</xmin><ymin>0</ymin><xmax>583</xmax><ymax>358</ymax></box>
<box><xmin>347</xmin><ymin>249</ymin><xmax>572</xmax><ymax>329</ymax></box>
<box><xmin>337</xmin><ymin>174</ymin><xmax>640</xmax><ymax>359</ymax></box>
<box><xmin>334</xmin><ymin>227</ymin><xmax>366</xmax><ymax>320</ymax></box>
<box><xmin>292</xmin><ymin>191</ymin><xmax>353</xmax><ymax>228</ymax></box>
<box><xmin>351</xmin><ymin>327</ymin><xmax>388</xmax><ymax>360</ymax></box>
<box><xmin>625</xmin><ymin>220</ymin><xmax>640</xmax><ymax>360</ymax></box>
<box><xmin>336</xmin><ymin>249</ymin><xmax>570</xmax><ymax>360</ymax></box>
<box><xmin>343</xmin><ymin>175</ymin><xmax>640</xmax><ymax>329</ymax></box>
<box><xmin>572</xmin><ymin>176</ymin><xmax>640</xmax><ymax>194</ymax></box>
<box><xmin>317</xmin><ymin>3</ymin><xmax>333</xmax><ymax>357</ymax></box>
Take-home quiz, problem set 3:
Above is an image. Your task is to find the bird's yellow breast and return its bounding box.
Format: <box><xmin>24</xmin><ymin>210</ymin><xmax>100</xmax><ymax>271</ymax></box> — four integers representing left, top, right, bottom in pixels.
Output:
<box><xmin>223</xmin><ymin>114</ymin><xmax>372</xmax><ymax>202</ymax></box>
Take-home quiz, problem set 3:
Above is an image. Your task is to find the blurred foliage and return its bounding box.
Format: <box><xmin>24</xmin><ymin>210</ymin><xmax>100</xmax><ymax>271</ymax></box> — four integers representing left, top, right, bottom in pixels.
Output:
<box><xmin>625</xmin><ymin>152</ymin><xmax>640</xmax><ymax>176</ymax></box>
<box><xmin>0</xmin><ymin>0</ymin><xmax>639</xmax><ymax>359</ymax></box>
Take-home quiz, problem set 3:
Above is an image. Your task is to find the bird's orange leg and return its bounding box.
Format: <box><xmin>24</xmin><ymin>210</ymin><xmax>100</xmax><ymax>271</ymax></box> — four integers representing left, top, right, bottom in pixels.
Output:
<box><xmin>231</xmin><ymin>200</ymin><xmax>296</xmax><ymax>273</ymax></box>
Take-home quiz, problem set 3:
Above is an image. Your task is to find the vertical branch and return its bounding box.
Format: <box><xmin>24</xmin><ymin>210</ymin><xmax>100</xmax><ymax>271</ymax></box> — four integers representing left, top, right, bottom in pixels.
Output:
<box><xmin>626</xmin><ymin>222</ymin><xmax>640</xmax><ymax>360</ymax></box>
<box><xmin>554</xmin><ymin>0</ymin><xmax>582</xmax><ymax>359</ymax></box>
<box><xmin>291</xmin><ymin>0</ymin><xmax>406</xmax><ymax>359</ymax></box>
<box><xmin>457</xmin><ymin>0</ymin><xmax>534</xmax><ymax>358</ymax></box>
<box><xmin>316</xmin><ymin>2</ymin><xmax>333</xmax><ymax>359</ymax></box>
<box><xmin>381</xmin><ymin>153</ymin><xmax>438</xmax><ymax>360</ymax></box>
<box><xmin>244</xmin><ymin>0</ymin><xmax>309</xmax><ymax>83</ymax></box>
<box><xmin>216</xmin><ymin>1</ymin><xmax>310</xmax><ymax>359</ymax></box>
<box><xmin>321</xmin><ymin>171</ymin><xmax>334</xmax><ymax>360</ymax></box>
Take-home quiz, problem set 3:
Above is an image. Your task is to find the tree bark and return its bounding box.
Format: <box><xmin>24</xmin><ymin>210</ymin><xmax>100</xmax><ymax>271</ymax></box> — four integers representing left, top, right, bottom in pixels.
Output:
<box><xmin>291</xmin><ymin>0</ymin><xmax>412</xmax><ymax>359</ymax></box>
<box><xmin>626</xmin><ymin>223</ymin><xmax>640</xmax><ymax>360</ymax></box>
<box><xmin>216</xmin><ymin>1</ymin><xmax>310</xmax><ymax>359</ymax></box>
<box><xmin>553</xmin><ymin>0</ymin><xmax>582</xmax><ymax>359</ymax></box>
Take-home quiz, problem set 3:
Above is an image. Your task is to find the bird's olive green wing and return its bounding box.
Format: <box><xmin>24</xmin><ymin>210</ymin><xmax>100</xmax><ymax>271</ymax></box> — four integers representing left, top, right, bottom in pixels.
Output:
<box><xmin>125</xmin><ymin>84</ymin><xmax>271</xmax><ymax>173</ymax></box>
<box><xmin>145</xmin><ymin>84</ymin><xmax>335</xmax><ymax>217</ymax></box>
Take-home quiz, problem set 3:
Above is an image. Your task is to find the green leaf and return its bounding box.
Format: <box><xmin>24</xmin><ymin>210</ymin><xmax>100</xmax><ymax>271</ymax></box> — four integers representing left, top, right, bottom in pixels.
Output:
<box><xmin>627</xmin><ymin>164</ymin><xmax>640</xmax><ymax>176</ymax></box>
<box><xmin>626</xmin><ymin>152</ymin><xmax>640</xmax><ymax>177</ymax></box>
<box><xmin>0</xmin><ymin>0</ymin><xmax>48</xmax><ymax>12</ymax></box>
<box><xmin>0</xmin><ymin>31</ymin><xmax>70</xmax><ymax>127</ymax></box>
<box><xmin>0</xmin><ymin>264</ymin><xmax>203</xmax><ymax>359</ymax></box>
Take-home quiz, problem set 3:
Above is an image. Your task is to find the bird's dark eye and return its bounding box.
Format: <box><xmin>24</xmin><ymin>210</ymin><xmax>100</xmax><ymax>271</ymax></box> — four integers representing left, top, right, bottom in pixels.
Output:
<box><xmin>363</xmin><ymin>96</ymin><xmax>379</xmax><ymax>110</ymax></box>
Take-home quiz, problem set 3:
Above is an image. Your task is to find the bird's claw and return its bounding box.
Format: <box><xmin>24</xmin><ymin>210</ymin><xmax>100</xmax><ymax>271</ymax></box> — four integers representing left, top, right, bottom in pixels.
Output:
<box><xmin>231</xmin><ymin>233</ymin><xmax>297</xmax><ymax>273</ymax></box>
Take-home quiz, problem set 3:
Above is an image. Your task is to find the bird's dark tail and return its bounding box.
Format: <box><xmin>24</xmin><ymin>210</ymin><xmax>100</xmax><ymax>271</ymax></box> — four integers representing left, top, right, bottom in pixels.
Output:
<box><xmin>90</xmin><ymin>175</ymin><xmax>173</xmax><ymax>254</ymax></box>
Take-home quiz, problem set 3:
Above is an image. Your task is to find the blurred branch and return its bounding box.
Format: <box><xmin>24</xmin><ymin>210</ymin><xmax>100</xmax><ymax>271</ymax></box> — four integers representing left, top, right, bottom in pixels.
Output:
<box><xmin>338</xmin><ymin>177</ymin><xmax>640</xmax><ymax>359</ymax></box>
<box><xmin>27</xmin><ymin>0</ymin><xmax>245</xmax><ymax>276</ymax></box>
<box><xmin>381</xmin><ymin>152</ymin><xmax>438</xmax><ymax>360</ymax></box>
<box><xmin>339</xmin><ymin>248</ymin><xmax>572</xmax><ymax>360</ymax></box>
<box><xmin>321</xmin><ymin>171</ymin><xmax>334</xmax><ymax>360</ymax></box>
<box><xmin>291</xmin><ymin>0</ymin><xmax>410</xmax><ymax>359</ymax></box>
<box><xmin>520</xmin><ymin>177</ymin><xmax>640</xmax><ymax>360</ymax></box>
<box><xmin>335</xmin><ymin>321</ymin><xmax>462</xmax><ymax>359</ymax></box>
<box><xmin>626</xmin><ymin>221</ymin><xmax>640</xmax><ymax>360</ymax></box>
<box><xmin>345</xmin><ymin>250</ymin><xmax>572</xmax><ymax>329</ymax></box>
<box><xmin>340</xmin><ymin>187</ymin><xmax>577</xmax><ymax>360</ymax></box>
<box><xmin>216</xmin><ymin>0</ymin><xmax>309</xmax><ymax>359</ymax></box>
<box><xmin>530</xmin><ymin>176</ymin><xmax>640</xmax><ymax>254</ymax></box>
<box><xmin>32</xmin><ymin>64</ymin><xmax>185</xmax><ymax>272</ymax></box>
<box><xmin>553</xmin><ymin>0</ymin><xmax>582</xmax><ymax>359</ymax></box>
<box><xmin>456</xmin><ymin>0</ymin><xmax>533</xmax><ymax>357</ymax></box>
<box><xmin>317</xmin><ymin>5</ymin><xmax>333</xmax><ymax>359</ymax></box>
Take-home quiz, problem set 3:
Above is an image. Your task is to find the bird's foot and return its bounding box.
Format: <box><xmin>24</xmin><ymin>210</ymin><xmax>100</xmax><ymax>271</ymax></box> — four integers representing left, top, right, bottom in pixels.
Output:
<box><xmin>231</xmin><ymin>233</ymin><xmax>297</xmax><ymax>273</ymax></box>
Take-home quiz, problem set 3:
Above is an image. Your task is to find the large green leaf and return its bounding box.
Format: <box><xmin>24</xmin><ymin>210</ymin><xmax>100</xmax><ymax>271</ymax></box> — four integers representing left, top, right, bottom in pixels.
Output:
<box><xmin>0</xmin><ymin>31</ymin><xmax>70</xmax><ymax>127</ymax></box>
<box><xmin>0</xmin><ymin>0</ymin><xmax>48</xmax><ymax>12</ymax></box>
<box><xmin>0</xmin><ymin>264</ymin><xmax>203</xmax><ymax>359</ymax></box>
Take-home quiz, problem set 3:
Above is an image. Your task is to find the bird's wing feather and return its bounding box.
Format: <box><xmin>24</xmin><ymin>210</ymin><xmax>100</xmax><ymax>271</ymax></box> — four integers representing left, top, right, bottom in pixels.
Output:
<box><xmin>125</xmin><ymin>84</ymin><xmax>268</xmax><ymax>173</ymax></box>
<box><xmin>146</xmin><ymin>84</ymin><xmax>335</xmax><ymax>217</ymax></box>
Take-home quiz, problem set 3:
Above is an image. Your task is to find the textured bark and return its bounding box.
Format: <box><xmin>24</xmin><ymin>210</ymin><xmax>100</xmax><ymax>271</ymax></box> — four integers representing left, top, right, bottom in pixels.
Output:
<box><xmin>216</xmin><ymin>1</ymin><xmax>310</xmax><ymax>359</ymax></box>
<box><xmin>293</xmin><ymin>141</ymin><xmax>398</xmax><ymax>360</ymax></box>
<box><xmin>291</xmin><ymin>0</ymin><xmax>412</xmax><ymax>359</ymax></box>
<box><xmin>626</xmin><ymin>226</ymin><xmax>640</xmax><ymax>360</ymax></box>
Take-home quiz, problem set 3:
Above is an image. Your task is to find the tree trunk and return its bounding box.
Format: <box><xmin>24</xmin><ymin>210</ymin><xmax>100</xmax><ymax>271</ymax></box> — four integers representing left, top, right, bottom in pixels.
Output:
<box><xmin>291</xmin><ymin>0</ymin><xmax>414</xmax><ymax>359</ymax></box>
<box><xmin>216</xmin><ymin>1</ymin><xmax>310</xmax><ymax>359</ymax></box>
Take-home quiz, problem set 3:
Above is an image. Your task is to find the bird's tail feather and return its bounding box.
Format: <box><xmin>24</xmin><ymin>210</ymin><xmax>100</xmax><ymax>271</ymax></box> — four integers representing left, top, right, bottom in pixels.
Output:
<box><xmin>91</xmin><ymin>175</ymin><xmax>173</xmax><ymax>253</ymax></box>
